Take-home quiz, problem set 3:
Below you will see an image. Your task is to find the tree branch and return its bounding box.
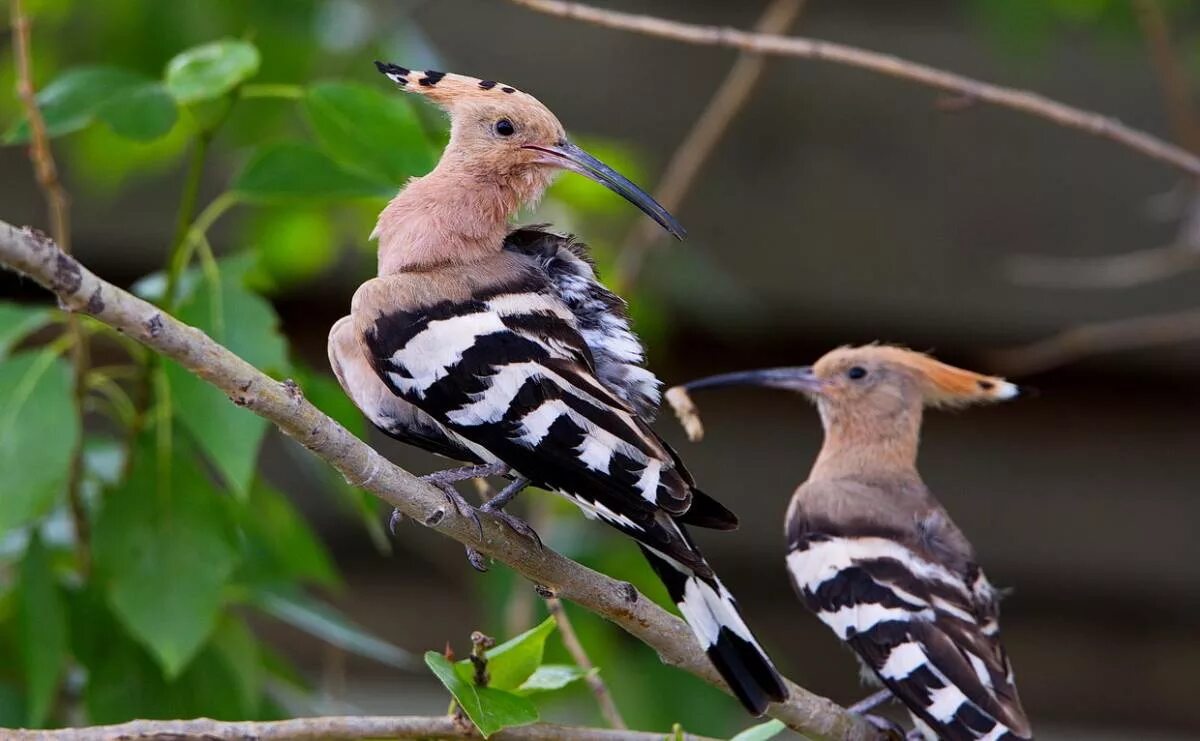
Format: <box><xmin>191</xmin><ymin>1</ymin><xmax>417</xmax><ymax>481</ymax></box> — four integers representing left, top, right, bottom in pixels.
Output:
<box><xmin>509</xmin><ymin>0</ymin><xmax>1200</xmax><ymax>177</ymax></box>
<box><xmin>0</xmin><ymin>220</ymin><xmax>879</xmax><ymax>741</ymax></box>
<box><xmin>612</xmin><ymin>0</ymin><xmax>805</xmax><ymax>290</ymax></box>
<box><xmin>11</xmin><ymin>0</ymin><xmax>92</xmax><ymax>575</ymax></box>
<box><xmin>987</xmin><ymin>306</ymin><xmax>1200</xmax><ymax>376</ymax></box>
<box><xmin>4</xmin><ymin>715</ymin><xmax>719</xmax><ymax>740</ymax></box>
<box><xmin>544</xmin><ymin>595</ymin><xmax>626</xmax><ymax>730</ymax></box>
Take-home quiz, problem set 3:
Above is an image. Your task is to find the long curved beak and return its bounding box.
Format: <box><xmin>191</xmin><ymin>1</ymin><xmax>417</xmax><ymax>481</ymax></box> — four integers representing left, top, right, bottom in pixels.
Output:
<box><xmin>524</xmin><ymin>140</ymin><xmax>686</xmax><ymax>240</ymax></box>
<box><xmin>683</xmin><ymin>366</ymin><xmax>826</xmax><ymax>396</ymax></box>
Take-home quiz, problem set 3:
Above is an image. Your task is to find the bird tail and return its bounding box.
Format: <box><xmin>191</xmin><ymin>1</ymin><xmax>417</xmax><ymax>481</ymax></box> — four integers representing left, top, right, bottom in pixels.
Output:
<box><xmin>637</xmin><ymin>524</ymin><xmax>788</xmax><ymax>715</ymax></box>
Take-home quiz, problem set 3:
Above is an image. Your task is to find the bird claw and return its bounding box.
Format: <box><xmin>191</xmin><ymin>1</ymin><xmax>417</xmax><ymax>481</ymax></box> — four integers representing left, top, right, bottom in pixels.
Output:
<box><xmin>861</xmin><ymin>715</ymin><xmax>905</xmax><ymax>740</ymax></box>
<box><xmin>414</xmin><ymin>475</ymin><xmax>484</xmax><ymax>539</ymax></box>
<box><xmin>466</xmin><ymin>546</ymin><xmax>491</xmax><ymax>572</ymax></box>
<box><xmin>482</xmin><ymin>503</ymin><xmax>542</xmax><ymax>548</ymax></box>
<box><xmin>388</xmin><ymin>508</ymin><xmax>404</xmax><ymax>536</ymax></box>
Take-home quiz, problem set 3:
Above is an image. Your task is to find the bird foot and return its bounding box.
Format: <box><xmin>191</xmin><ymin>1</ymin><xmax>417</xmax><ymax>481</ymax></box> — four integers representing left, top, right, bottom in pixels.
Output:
<box><xmin>847</xmin><ymin>688</ymin><xmax>892</xmax><ymax>715</ymax></box>
<box><xmin>862</xmin><ymin>715</ymin><xmax>905</xmax><ymax>740</ymax></box>
<box><xmin>394</xmin><ymin>476</ymin><xmax>484</xmax><ymax>539</ymax></box>
<box><xmin>463</xmin><ymin>476</ymin><xmax>536</xmax><ymax>573</ymax></box>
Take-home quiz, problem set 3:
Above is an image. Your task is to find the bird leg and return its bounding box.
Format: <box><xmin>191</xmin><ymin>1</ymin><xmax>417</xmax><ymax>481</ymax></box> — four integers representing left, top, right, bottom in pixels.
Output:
<box><xmin>847</xmin><ymin>689</ymin><xmax>904</xmax><ymax>738</ymax></box>
<box><xmin>848</xmin><ymin>689</ymin><xmax>893</xmax><ymax>715</ymax></box>
<box><xmin>393</xmin><ymin>462</ymin><xmax>510</xmax><ymax>537</ymax></box>
<box><xmin>465</xmin><ymin>476</ymin><xmax>536</xmax><ymax>572</ymax></box>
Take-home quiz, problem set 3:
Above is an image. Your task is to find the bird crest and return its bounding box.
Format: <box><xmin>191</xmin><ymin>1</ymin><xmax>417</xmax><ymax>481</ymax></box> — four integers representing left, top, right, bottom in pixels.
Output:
<box><xmin>375</xmin><ymin>62</ymin><xmax>531</xmax><ymax>110</ymax></box>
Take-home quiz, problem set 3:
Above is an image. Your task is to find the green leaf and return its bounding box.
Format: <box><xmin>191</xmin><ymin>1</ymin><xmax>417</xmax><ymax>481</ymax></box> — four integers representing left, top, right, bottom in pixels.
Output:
<box><xmin>209</xmin><ymin>615</ymin><xmax>263</xmax><ymax>718</ymax></box>
<box><xmin>233</xmin><ymin>142</ymin><xmax>395</xmax><ymax>203</ymax></box>
<box><xmin>456</xmin><ymin>616</ymin><xmax>556</xmax><ymax>692</ymax></box>
<box><xmin>244</xmin><ymin>207</ymin><xmax>336</xmax><ymax>292</ymax></box>
<box><xmin>164</xmin><ymin>39</ymin><xmax>260</xmax><ymax>104</ymax></box>
<box><xmin>165</xmin><ymin>260</ymin><xmax>288</xmax><ymax>496</ymax></box>
<box><xmin>92</xmin><ymin>435</ymin><xmax>239</xmax><ymax>677</ymax></box>
<box><xmin>0</xmin><ymin>303</ymin><xmax>52</xmax><ymax>360</ymax></box>
<box><xmin>95</xmin><ymin>82</ymin><xmax>178</xmax><ymax>141</ymax></box>
<box><xmin>3</xmin><ymin>66</ymin><xmax>147</xmax><ymax>144</ymax></box>
<box><xmin>515</xmin><ymin>664</ymin><xmax>593</xmax><ymax>695</ymax></box>
<box><xmin>304</xmin><ymin>82</ymin><xmax>436</xmax><ymax>184</ymax></box>
<box><xmin>237</xmin><ymin>480</ymin><xmax>338</xmax><ymax>588</ymax></box>
<box><xmin>730</xmin><ymin>719</ymin><xmax>787</xmax><ymax>741</ymax></box>
<box><xmin>251</xmin><ymin>588</ymin><xmax>416</xmax><ymax>669</ymax></box>
<box><xmin>0</xmin><ymin>350</ymin><xmax>79</xmax><ymax>535</ymax></box>
<box><xmin>17</xmin><ymin>535</ymin><xmax>68</xmax><ymax>727</ymax></box>
<box><xmin>425</xmin><ymin>652</ymin><xmax>538</xmax><ymax>738</ymax></box>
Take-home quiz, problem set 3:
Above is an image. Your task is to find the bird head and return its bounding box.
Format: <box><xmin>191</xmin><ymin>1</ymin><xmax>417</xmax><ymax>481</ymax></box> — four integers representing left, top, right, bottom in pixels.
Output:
<box><xmin>681</xmin><ymin>345</ymin><xmax>1019</xmax><ymax>417</ymax></box>
<box><xmin>376</xmin><ymin>62</ymin><xmax>685</xmax><ymax>239</ymax></box>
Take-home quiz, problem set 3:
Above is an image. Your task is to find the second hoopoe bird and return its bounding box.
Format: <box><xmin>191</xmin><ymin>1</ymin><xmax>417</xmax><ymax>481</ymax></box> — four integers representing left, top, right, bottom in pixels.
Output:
<box><xmin>328</xmin><ymin>63</ymin><xmax>787</xmax><ymax>714</ymax></box>
<box><xmin>677</xmin><ymin>346</ymin><xmax>1032</xmax><ymax>740</ymax></box>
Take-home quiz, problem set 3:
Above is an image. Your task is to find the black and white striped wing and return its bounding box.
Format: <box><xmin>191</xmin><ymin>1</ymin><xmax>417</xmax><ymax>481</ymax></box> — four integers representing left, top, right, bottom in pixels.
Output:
<box><xmin>503</xmin><ymin>228</ymin><xmax>661</xmax><ymax>418</ymax></box>
<box><xmin>788</xmin><ymin>534</ymin><xmax>1031</xmax><ymax>741</ymax></box>
<box><xmin>362</xmin><ymin>284</ymin><xmax>692</xmax><ymax>536</ymax></box>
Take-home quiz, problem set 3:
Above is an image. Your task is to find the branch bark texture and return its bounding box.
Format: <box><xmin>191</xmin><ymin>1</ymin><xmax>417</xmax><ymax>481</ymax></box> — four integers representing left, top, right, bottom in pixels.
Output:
<box><xmin>5</xmin><ymin>715</ymin><xmax>717</xmax><ymax>740</ymax></box>
<box><xmin>511</xmin><ymin>0</ymin><xmax>1200</xmax><ymax>177</ymax></box>
<box><xmin>0</xmin><ymin>220</ymin><xmax>879</xmax><ymax>741</ymax></box>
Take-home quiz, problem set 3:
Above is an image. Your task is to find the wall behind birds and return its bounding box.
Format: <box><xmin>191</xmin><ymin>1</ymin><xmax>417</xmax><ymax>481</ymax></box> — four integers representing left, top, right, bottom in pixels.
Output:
<box><xmin>2</xmin><ymin>0</ymin><xmax>1198</xmax><ymax>738</ymax></box>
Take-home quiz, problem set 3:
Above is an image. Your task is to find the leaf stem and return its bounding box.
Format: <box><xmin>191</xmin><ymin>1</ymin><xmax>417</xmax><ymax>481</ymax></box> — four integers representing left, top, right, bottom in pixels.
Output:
<box><xmin>164</xmin><ymin>134</ymin><xmax>213</xmax><ymax>311</ymax></box>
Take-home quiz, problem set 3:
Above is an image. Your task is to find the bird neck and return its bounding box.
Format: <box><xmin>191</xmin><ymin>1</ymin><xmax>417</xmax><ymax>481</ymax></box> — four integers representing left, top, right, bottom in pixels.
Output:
<box><xmin>374</xmin><ymin>152</ymin><xmax>553</xmax><ymax>275</ymax></box>
<box><xmin>809</xmin><ymin>403</ymin><xmax>923</xmax><ymax>481</ymax></box>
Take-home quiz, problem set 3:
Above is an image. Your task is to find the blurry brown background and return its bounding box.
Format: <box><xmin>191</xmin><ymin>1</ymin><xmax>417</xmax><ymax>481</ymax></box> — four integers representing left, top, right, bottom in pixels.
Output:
<box><xmin>4</xmin><ymin>1</ymin><xmax>1199</xmax><ymax>738</ymax></box>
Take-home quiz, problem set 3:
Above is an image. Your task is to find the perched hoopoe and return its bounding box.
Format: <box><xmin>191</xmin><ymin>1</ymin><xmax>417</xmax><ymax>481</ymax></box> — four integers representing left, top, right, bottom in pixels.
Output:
<box><xmin>327</xmin><ymin>63</ymin><xmax>788</xmax><ymax>714</ymax></box>
<box><xmin>677</xmin><ymin>346</ymin><xmax>1032</xmax><ymax>739</ymax></box>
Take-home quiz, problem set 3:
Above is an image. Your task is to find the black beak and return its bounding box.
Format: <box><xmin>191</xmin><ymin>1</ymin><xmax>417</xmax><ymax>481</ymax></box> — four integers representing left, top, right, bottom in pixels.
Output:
<box><xmin>684</xmin><ymin>366</ymin><xmax>826</xmax><ymax>395</ymax></box>
<box><xmin>524</xmin><ymin>140</ymin><xmax>686</xmax><ymax>240</ymax></box>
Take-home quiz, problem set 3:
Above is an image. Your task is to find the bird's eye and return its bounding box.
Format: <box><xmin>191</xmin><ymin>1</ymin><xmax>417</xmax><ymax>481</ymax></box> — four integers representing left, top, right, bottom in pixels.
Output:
<box><xmin>495</xmin><ymin>119</ymin><xmax>515</xmax><ymax>136</ymax></box>
<box><xmin>847</xmin><ymin>366</ymin><xmax>868</xmax><ymax>380</ymax></box>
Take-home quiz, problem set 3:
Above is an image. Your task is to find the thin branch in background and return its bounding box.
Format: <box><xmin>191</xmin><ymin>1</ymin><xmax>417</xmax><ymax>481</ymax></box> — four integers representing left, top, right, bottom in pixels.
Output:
<box><xmin>612</xmin><ymin>0</ymin><xmax>805</xmax><ymax>290</ymax></box>
<box><xmin>987</xmin><ymin>307</ymin><xmax>1200</xmax><ymax>376</ymax></box>
<box><xmin>1133</xmin><ymin>0</ymin><xmax>1200</xmax><ymax>154</ymax></box>
<box><xmin>10</xmin><ymin>0</ymin><xmax>92</xmax><ymax>572</ymax></box>
<box><xmin>4</xmin><ymin>715</ymin><xmax>721</xmax><ymax>740</ymax></box>
<box><xmin>509</xmin><ymin>0</ymin><xmax>1200</xmax><ymax>178</ymax></box>
<box><xmin>544</xmin><ymin>595</ymin><xmax>627</xmax><ymax>730</ymax></box>
<box><xmin>1006</xmin><ymin>0</ymin><xmax>1200</xmax><ymax>291</ymax></box>
<box><xmin>0</xmin><ymin>221</ymin><xmax>881</xmax><ymax>741</ymax></box>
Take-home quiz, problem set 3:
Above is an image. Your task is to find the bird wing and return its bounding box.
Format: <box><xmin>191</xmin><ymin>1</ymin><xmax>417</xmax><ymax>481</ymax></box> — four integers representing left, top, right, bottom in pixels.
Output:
<box><xmin>328</xmin><ymin>315</ymin><xmax>488</xmax><ymax>463</ymax></box>
<box><xmin>353</xmin><ymin>268</ymin><xmax>693</xmax><ymax>531</ymax></box>
<box><xmin>788</xmin><ymin>533</ymin><xmax>1031</xmax><ymax>740</ymax></box>
<box><xmin>502</xmin><ymin>227</ymin><xmax>662</xmax><ymax>419</ymax></box>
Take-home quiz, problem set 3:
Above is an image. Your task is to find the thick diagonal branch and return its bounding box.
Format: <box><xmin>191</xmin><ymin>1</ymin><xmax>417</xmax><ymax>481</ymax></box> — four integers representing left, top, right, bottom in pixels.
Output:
<box><xmin>4</xmin><ymin>715</ymin><xmax>719</xmax><ymax>740</ymax></box>
<box><xmin>0</xmin><ymin>220</ymin><xmax>879</xmax><ymax>741</ymax></box>
<box><xmin>510</xmin><ymin>0</ymin><xmax>1200</xmax><ymax>177</ymax></box>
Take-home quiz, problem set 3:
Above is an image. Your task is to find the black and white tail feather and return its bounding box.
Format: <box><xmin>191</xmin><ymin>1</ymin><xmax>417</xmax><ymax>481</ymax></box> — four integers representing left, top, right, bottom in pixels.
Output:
<box><xmin>358</xmin><ymin>227</ymin><xmax>787</xmax><ymax>714</ymax></box>
<box><xmin>787</xmin><ymin>525</ymin><xmax>1032</xmax><ymax>740</ymax></box>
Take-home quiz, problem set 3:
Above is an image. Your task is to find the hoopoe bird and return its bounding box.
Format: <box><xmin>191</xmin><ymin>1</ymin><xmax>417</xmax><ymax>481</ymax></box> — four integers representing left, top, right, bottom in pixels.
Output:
<box><xmin>327</xmin><ymin>63</ymin><xmax>788</xmax><ymax>714</ymax></box>
<box><xmin>675</xmin><ymin>346</ymin><xmax>1032</xmax><ymax>739</ymax></box>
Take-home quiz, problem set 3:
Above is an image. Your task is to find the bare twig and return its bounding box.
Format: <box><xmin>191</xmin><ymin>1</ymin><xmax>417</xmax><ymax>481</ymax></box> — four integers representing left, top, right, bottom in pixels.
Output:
<box><xmin>544</xmin><ymin>595</ymin><xmax>627</xmax><ymax>730</ymax></box>
<box><xmin>510</xmin><ymin>0</ymin><xmax>1200</xmax><ymax>177</ymax></box>
<box><xmin>1006</xmin><ymin>1</ymin><xmax>1200</xmax><ymax>291</ymax></box>
<box><xmin>1133</xmin><ymin>0</ymin><xmax>1200</xmax><ymax>154</ymax></box>
<box><xmin>0</xmin><ymin>221</ymin><xmax>880</xmax><ymax>741</ymax></box>
<box><xmin>988</xmin><ymin>307</ymin><xmax>1200</xmax><ymax>376</ymax></box>
<box><xmin>612</xmin><ymin>0</ymin><xmax>805</xmax><ymax>289</ymax></box>
<box><xmin>11</xmin><ymin>0</ymin><xmax>92</xmax><ymax>573</ymax></box>
<box><xmin>4</xmin><ymin>715</ymin><xmax>720</xmax><ymax>740</ymax></box>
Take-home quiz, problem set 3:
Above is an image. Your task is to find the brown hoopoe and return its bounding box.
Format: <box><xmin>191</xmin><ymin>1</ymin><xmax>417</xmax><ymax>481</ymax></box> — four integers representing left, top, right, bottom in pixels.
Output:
<box><xmin>327</xmin><ymin>63</ymin><xmax>788</xmax><ymax>715</ymax></box>
<box><xmin>677</xmin><ymin>346</ymin><xmax>1032</xmax><ymax>739</ymax></box>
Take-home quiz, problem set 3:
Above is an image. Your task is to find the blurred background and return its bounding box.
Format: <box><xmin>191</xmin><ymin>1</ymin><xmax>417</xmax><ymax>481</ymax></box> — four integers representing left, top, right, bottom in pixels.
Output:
<box><xmin>1</xmin><ymin>1</ymin><xmax>1198</xmax><ymax>739</ymax></box>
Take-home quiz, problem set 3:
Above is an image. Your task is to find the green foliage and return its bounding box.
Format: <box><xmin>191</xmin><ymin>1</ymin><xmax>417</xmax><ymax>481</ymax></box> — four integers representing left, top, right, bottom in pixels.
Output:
<box><xmin>0</xmin><ymin>350</ymin><xmax>79</xmax><ymax>536</ymax></box>
<box><xmin>17</xmin><ymin>536</ymin><xmax>68</xmax><ymax>727</ymax></box>
<box><xmin>457</xmin><ymin>617</ymin><xmax>557</xmax><ymax>692</ymax></box>
<box><xmin>164</xmin><ymin>256</ymin><xmax>288</xmax><ymax>496</ymax></box>
<box><xmin>2</xmin><ymin>67</ymin><xmax>173</xmax><ymax>143</ymax></box>
<box><xmin>426</xmin><ymin>652</ymin><xmax>539</xmax><ymax>738</ymax></box>
<box><xmin>730</xmin><ymin>719</ymin><xmax>787</xmax><ymax>741</ymax></box>
<box><xmin>303</xmin><ymin>82</ymin><xmax>436</xmax><ymax>184</ymax></box>
<box><xmin>92</xmin><ymin>434</ymin><xmax>239</xmax><ymax>677</ymax></box>
<box><xmin>164</xmin><ymin>39</ymin><xmax>260</xmax><ymax>104</ymax></box>
<box><xmin>0</xmin><ymin>302</ymin><xmax>52</xmax><ymax>359</ymax></box>
<box><xmin>233</xmin><ymin>142</ymin><xmax>396</xmax><ymax>202</ymax></box>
